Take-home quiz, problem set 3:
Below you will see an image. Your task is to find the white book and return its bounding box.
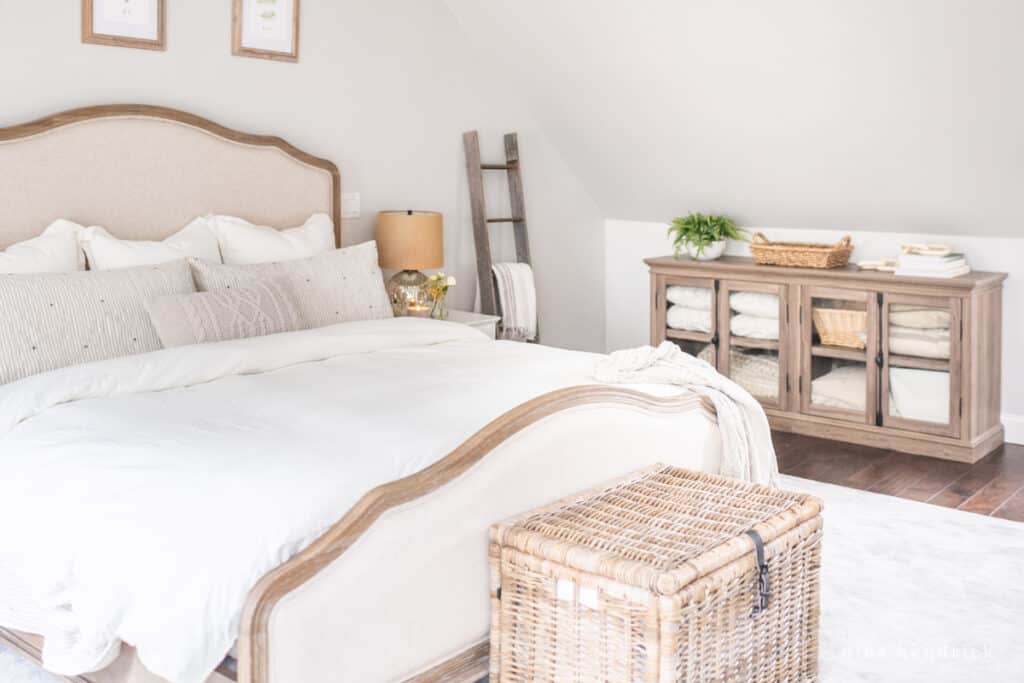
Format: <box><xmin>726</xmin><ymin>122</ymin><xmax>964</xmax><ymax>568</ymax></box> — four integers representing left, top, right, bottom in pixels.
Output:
<box><xmin>898</xmin><ymin>251</ymin><xmax>964</xmax><ymax>265</ymax></box>
<box><xmin>895</xmin><ymin>265</ymin><xmax>971</xmax><ymax>279</ymax></box>
<box><xmin>897</xmin><ymin>254</ymin><xmax>967</xmax><ymax>271</ymax></box>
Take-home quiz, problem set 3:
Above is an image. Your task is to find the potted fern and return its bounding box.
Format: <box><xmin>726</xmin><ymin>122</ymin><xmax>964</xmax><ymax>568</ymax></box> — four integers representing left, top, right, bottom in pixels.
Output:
<box><xmin>668</xmin><ymin>213</ymin><xmax>746</xmax><ymax>261</ymax></box>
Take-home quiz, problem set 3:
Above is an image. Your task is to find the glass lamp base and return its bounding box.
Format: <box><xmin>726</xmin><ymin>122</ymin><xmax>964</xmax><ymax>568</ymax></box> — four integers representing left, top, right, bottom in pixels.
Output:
<box><xmin>387</xmin><ymin>269</ymin><xmax>430</xmax><ymax>316</ymax></box>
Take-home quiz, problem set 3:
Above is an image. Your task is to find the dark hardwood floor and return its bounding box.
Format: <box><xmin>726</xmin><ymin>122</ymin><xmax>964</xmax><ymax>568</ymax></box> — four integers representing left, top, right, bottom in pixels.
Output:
<box><xmin>774</xmin><ymin>432</ymin><xmax>1024</xmax><ymax>522</ymax></box>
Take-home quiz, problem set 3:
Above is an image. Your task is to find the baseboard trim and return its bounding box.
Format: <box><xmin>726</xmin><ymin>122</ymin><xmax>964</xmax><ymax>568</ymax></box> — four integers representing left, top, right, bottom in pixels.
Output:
<box><xmin>1003</xmin><ymin>413</ymin><xmax>1024</xmax><ymax>445</ymax></box>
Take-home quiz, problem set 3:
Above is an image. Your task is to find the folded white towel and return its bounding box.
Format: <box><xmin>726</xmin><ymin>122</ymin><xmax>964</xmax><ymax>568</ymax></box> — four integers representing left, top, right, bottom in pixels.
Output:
<box><xmin>889</xmin><ymin>306</ymin><xmax>951</xmax><ymax>330</ymax></box>
<box><xmin>729</xmin><ymin>291</ymin><xmax>780</xmax><ymax>319</ymax></box>
<box><xmin>666</xmin><ymin>286</ymin><xmax>712</xmax><ymax>310</ymax></box>
<box><xmin>666</xmin><ymin>305</ymin><xmax>712</xmax><ymax>333</ymax></box>
<box><xmin>888</xmin><ymin>326</ymin><xmax>950</xmax><ymax>359</ymax></box>
<box><xmin>492</xmin><ymin>262</ymin><xmax>537</xmax><ymax>342</ymax></box>
<box><xmin>730</xmin><ymin>314</ymin><xmax>780</xmax><ymax>340</ymax></box>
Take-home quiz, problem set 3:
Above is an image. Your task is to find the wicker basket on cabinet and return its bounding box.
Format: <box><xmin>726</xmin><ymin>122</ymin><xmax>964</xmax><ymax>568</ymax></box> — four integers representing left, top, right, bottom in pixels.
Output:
<box><xmin>749</xmin><ymin>232</ymin><xmax>853</xmax><ymax>269</ymax></box>
<box><xmin>489</xmin><ymin>464</ymin><xmax>823</xmax><ymax>683</ymax></box>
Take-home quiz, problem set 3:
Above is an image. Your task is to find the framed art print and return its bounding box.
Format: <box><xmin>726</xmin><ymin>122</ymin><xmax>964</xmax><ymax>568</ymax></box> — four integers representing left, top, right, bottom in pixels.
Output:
<box><xmin>82</xmin><ymin>0</ymin><xmax>165</xmax><ymax>51</ymax></box>
<box><xmin>233</xmin><ymin>0</ymin><xmax>300</xmax><ymax>63</ymax></box>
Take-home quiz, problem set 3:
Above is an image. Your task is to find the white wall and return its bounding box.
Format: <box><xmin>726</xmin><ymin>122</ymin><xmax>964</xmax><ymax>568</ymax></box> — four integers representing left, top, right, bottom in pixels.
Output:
<box><xmin>0</xmin><ymin>1</ymin><xmax>606</xmax><ymax>351</ymax></box>
<box><xmin>605</xmin><ymin>220</ymin><xmax>1023</xmax><ymax>444</ymax></box>
<box><xmin>445</xmin><ymin>1</ymin><xmax>1024</xmax><ymax>238</ymax></box>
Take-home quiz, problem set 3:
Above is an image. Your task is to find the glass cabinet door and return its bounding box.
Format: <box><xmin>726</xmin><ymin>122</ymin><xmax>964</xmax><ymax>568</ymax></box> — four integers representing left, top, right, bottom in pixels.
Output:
<box><xmin>718</xmin><ymin>280</ymin><xmax>787</xmax><ymax>409</ymax></box>
<box><xmin>800</xmin><ymin>287</ymin><xmax>879</xmax><ymax>424</ymax></box>
<box><xmin>652</xmin><ymin>274</ymin><xmax>718</xmax><ymax>367</ymax></box>
<box><xmin>880</xmin><ymin>294</ymin><xmax>961</xmax><ymax>438</ymax></box>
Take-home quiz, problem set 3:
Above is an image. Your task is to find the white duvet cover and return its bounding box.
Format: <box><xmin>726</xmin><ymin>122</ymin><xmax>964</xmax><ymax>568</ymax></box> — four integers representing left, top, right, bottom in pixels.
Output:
<box><xmin>0</xmin><ymin>318</ymin><xmax>690</xmax><ymax>683</ymax></box>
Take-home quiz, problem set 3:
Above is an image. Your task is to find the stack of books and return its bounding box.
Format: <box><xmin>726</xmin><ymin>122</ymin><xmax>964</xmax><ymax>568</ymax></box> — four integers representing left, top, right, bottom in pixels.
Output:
<box><xmin>895</xmin><ymin>252</ymin><xmax>970</xmax><ymax>278</ymax></box>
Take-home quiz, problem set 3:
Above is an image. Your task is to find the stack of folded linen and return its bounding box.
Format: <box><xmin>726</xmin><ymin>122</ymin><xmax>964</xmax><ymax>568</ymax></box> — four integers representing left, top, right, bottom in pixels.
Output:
<box><xmin>811</xmin><ymin>364</ymin><xmax>868</xmax><ymax>412</ymax></box>
<box><xmin>665</xmin><ymin>285</ymin><xmax>712</xmax><ymax>332</ymax></box>
<box><xmin>888</xmin><ymin>305</ymin><xmax>951</xmax><ymax>359</ymax></box>
<box><xmin>887</xmin><ymin>304</ymin><xmax>951</xmax><ymax>423</ymax></box>
<box><xmin>728</xmin><ymin>292</ymin><xmax>780</xmax><ymax>340</ymax></box>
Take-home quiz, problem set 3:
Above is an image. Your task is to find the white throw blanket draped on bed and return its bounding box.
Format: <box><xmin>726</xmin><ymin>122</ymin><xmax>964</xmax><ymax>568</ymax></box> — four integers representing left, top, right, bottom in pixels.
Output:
<box><xmin>491</xmin><ymin>262</ymin><xmax>537</xmax><ymax>341</ymax></box>
<box><xmin>595</xmin><ymin>341</ymin><xmax>779</xmax><ymax>486</ymax></box>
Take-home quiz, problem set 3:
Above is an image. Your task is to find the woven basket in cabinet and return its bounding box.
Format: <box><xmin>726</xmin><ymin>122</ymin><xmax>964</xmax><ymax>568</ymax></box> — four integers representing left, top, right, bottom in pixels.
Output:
<box><xmin>749</xmin><ymin>232</ymin><xmax>853</xmax><ymax>269</ymax></box>
<box><xmin>812</xmin><ymin>307</ymin><xmax>868</xmax><ymax>349</ymax></box>
<box><xmin>489</xmin><ymin>465</ymin><xmax>823</xmax><ymax>683</ymax></box>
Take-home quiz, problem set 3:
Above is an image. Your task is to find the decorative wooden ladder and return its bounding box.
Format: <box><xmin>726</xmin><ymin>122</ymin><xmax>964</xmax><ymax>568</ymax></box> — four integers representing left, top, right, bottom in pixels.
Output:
<box><xmin>462</xmin><ymin>130</ymin><xmax>534</xmax><ymax>330</ymax></box>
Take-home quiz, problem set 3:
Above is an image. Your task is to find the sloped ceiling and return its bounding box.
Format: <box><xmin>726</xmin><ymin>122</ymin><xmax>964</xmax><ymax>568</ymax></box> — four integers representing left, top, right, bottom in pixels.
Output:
<box><xmin>445</xmin><ymin>1</ymin><xmax>1024</xmax><ymax>236</ymax></box>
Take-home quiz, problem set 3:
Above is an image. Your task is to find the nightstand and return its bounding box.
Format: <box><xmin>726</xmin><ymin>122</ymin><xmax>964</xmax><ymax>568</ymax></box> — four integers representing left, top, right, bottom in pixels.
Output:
<box><xmin>445</xmin><ymin>310</ymin><xmax>501</xmax><ymax>339</ymax></box>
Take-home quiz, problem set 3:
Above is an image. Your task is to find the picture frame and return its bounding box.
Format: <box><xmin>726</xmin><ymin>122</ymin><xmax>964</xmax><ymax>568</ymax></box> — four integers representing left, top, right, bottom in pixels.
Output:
<box><xmin>82</xmin><ymin>0</ymin><xmax>166</xmax><ymax>51</ymax></box>
<box><xmin>232</xmin><ymin>0</ymin><xmax>300</xmax><ymax>63</ymax></box>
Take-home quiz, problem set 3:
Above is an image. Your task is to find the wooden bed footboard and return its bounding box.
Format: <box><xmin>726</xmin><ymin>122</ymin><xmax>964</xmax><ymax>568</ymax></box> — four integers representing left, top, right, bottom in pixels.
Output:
<box><xmin>237</xmin><ymin>385</ymin><xmax>716</xmax><ymax>683</ymax></box>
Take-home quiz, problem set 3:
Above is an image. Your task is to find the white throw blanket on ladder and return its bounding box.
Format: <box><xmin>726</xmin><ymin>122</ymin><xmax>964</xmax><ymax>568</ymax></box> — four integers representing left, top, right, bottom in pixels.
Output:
<box><xmin>594</xmin><ymin>342</ymin><xmax>779</xmax><ymax>486</ymax></box>
<box><xmin>492</xmin><ymin>262</ymin><xmax>537</xmax><ymax>342</ymax></box>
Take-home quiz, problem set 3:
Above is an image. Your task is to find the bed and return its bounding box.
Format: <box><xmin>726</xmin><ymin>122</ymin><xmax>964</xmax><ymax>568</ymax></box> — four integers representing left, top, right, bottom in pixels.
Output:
<box><xmin>0</xmin><ymin>106</ymin><xmax>736</xmax><ymax>683</ymax></box>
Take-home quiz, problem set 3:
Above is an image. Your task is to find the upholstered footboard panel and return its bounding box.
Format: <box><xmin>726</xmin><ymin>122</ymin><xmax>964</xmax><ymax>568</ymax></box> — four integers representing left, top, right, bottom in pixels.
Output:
<box><xmin>246</xmin><ymin>393</ymin><xmax>719</xmax><ymax>682</ymax></box>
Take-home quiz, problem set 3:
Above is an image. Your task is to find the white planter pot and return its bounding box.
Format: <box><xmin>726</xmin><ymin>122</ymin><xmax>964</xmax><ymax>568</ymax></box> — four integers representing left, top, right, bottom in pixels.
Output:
<box><xmin>685</xmin><ymin>240</ymin><xmax>727</xmax><ymax>261</ymax></box>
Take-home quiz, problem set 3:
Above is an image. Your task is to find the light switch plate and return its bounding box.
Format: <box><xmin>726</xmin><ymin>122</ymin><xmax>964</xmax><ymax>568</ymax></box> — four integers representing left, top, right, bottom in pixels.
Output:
<box><xmin>341</xmin><ymin>193</ymin><xmax>361</xmax><ymax>219</ymax></box>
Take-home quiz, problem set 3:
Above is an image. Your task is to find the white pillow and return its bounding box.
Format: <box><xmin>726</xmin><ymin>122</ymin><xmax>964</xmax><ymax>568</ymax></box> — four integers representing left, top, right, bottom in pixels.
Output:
<box><xmin>80</xmin><ymin>217</ymin><xmax>221</xmax><ymax>270</ymax></box>
<box><xmin>190</xmin><ymin>241</ymin><xmax>392</xmax><ymax>328</ymax></box>
<box><xmin>208</xmin><ymin>213</ymin><xmax>335</xmax><ymax>265</ymax></box>
<box><xmin>0</xmin><ymin>220</ymin><xmax>84</xmax><ymax>274</ymax></box>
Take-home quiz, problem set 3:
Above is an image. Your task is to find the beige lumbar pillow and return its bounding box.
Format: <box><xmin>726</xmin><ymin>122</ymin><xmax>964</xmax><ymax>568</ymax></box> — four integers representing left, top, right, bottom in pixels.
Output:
<box><xmin>146</xmin><ymin>279</ymin><xmax>305</xmax><ymax>348</ymax></box>
<box><xmin>189</xmin><ymin>241</ymin><xmax>392</xmax><ymax>329</ymax></box>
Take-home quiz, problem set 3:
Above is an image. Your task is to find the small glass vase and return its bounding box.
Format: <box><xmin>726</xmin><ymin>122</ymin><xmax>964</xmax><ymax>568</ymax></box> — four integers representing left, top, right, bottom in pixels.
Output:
<box><xmin>430</xmin><ymin>296</ymin><xmax>448</xmax><ymax>320</ymax></box>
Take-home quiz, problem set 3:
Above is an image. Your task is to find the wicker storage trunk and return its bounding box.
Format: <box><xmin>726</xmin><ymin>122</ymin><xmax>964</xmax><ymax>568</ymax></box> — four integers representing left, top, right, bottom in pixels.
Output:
<box><xmin>489</xmin><ymin>465</ymin><xmax>823</xmax><ymax>683</ymax></box>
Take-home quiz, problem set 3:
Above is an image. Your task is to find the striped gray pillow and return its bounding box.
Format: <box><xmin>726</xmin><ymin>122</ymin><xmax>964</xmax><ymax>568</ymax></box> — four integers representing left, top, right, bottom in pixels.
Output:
<box><xmin>0</xmin><ymin>260</ymin><xmax>195</xmax><ymax>384</ymax></box>
<box><xmin>145</xmin><ymin>279</ymin><xmax>305</xmax><ymax>348</ymax></box>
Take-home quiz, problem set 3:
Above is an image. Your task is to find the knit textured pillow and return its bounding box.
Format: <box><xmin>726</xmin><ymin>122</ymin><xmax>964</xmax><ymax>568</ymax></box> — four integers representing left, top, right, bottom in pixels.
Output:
<box><xmin>145</xmin><ymin>279</ymin><xmax>305</xmax><ymax>348</ymax></box>
<box><xmin>189</xmin><ymin>241</ymin><xmax>392</xmax><ymax>328</ymax></box>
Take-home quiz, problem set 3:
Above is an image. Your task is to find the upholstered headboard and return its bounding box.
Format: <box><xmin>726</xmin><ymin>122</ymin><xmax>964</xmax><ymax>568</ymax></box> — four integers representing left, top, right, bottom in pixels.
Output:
<box><xmin>0</xmin><ymin>105</ymin><xmax>340</xmax><ymax>249</ymax></box>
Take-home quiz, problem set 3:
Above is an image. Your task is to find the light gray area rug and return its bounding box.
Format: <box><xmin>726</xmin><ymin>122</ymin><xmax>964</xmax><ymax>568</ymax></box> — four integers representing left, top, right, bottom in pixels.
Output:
<box><xmin>3</xmin><ymin>475</ymin><xmax>1022</xmax><ymax>682</ymax></box>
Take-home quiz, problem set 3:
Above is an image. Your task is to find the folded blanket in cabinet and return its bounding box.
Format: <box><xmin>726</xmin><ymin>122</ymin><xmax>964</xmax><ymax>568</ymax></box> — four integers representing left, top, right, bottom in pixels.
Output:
<box><xmin>729</xmin><ymin>291</ymin><xmax>780</xmax><ymax>319</ymax></box>
<box><xmin>730</xmin><ymin>314</ymin><xmax>780</xmax><ymax>340</ymax></box>
<box><xmin>889</xmin><ymin>326</ymin><xmax>950</xmax><ymax>359</ymax></box>
<box><xmin>666</xmin><ymin>285</ymin><xmax>712</xmax><ymax>310</ymax></box>
<box><xmin>889</xmin><ymin>305</ymin><xmax>951</xmax><ymax>330</ymax></box>
<box><xmin>667</xmin><ymin>305</ymin><xmax>712</xmax><ymax>333</ymax></box>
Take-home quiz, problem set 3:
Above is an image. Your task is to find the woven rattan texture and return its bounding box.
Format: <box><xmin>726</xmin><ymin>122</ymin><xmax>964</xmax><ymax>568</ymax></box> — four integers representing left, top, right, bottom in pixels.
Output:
<box><xmin>510</xmin><ymin>468</ymin><xmax>808</xmax><ymax>573</ymax></box>
<box><xmin>490</xmin><ymin>466</ymin><xmax>823</xmax><ymax>682</ymax></box>
<box><xmin>498</xmin><ymin>548</ymin><xmax>652</xmax><ymax>682</ymax></box>
<box><xmin>671</xmin><ymin>521</ymin><xmax>822</xmax><ymax>681</ymax></box>
<box><xmin>749</xmin><ymin>232</ymin><xmax>853</xmax><ymax>269</ymax></box>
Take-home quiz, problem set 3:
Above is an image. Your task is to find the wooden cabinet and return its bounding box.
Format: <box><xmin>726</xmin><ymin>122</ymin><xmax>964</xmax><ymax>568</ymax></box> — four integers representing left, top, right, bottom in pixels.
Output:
<box><xmin>646</xmin><ymin>255</ymin><xmax>1006</xmax><ymax>463</ymax></box>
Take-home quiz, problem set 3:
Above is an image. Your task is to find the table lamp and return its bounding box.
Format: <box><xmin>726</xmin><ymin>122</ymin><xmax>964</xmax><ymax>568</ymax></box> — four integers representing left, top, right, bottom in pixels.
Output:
<box><xmin>376</xmin><ymin>210</ymin><xmax>444</xmax><ymax>316</ymax></box>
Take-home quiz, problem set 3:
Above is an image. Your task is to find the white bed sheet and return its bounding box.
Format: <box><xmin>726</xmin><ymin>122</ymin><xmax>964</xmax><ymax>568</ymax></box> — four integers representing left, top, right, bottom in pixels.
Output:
<box><xmin>0</xmin><ymin>318</ymin><xmax>689</xmax><ymax>683</ymax></box>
